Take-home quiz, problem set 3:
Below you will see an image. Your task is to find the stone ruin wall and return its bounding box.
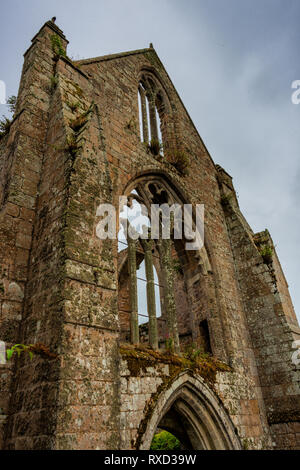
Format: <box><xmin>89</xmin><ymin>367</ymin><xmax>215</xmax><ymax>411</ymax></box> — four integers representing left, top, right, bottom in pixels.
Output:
<box><xmin>0</xmin><ymin>20</ymin><xmax>298</xmax><ymax>450</ymax></box>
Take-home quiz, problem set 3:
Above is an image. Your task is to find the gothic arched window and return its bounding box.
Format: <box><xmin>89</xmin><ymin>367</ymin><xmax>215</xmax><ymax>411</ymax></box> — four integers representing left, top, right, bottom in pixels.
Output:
<box><xmin>117</xmin><ymin>177</ymin><xmax>206</xmax><ymax>353</ymax></box>
<box><xmin>138</xmin><ymin>73</ymin><xmax>166</xmax><ymax>154</ymax></box>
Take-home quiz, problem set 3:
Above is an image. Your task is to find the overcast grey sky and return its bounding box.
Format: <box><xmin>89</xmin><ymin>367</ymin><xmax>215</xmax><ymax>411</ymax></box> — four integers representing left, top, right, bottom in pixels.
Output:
<box><xmin>1</xmin><ymin>0</ymin><xmax>299</xmax><ymax>322</ymax></box>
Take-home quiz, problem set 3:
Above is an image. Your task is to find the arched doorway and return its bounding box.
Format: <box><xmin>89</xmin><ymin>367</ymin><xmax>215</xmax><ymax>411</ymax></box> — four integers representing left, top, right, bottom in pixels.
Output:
<box><xmin>139</xmin><ymin>373</ymin><xmax>241</xmax><ymax>450</ymax></box>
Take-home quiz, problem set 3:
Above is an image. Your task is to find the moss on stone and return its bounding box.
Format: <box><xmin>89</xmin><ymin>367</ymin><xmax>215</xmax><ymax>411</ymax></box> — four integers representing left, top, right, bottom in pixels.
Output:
<box><xmin>166</xmin><ymin>150</ymin><xmax>190</xmax><ymax>176</ymax></box>
<box><xmin>50</xmin><ymin>34</ymin><xmax>67</xmax><ymax>59</ymax></box>
<box><xmin>65</xmin><ymin>79</ymin><xmax>84</xmax><ymax>99</ymax></box>
<box><xmin>120</xmin><ymin>343</ymin><xmax>231</xmax><ymax>383</ymax></box>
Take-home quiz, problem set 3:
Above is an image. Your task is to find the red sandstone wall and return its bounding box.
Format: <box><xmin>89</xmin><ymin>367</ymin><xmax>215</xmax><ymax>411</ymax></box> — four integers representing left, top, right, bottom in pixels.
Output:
<box><xmin>218</xmin><ymin>170</ymin><xmax>300</xmax><ymax>449</ymax></box>
<box><xmin>76</xmin><ymin>47</ymin><xmax>273</xmax><ymax>448</ymax></box>
<box><xmin>0</xmin><ymin>20</ymin><xmax>298</xmax><ymax>450</ymax></box>
<box><xmin>0</xmin><ymin>22</ymin><xmax>63</xmax><ymax>448</ymax></box>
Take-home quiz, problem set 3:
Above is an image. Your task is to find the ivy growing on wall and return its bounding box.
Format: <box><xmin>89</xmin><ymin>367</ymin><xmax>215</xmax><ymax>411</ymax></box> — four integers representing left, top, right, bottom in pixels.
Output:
<box><xmin>51</xmin><ymin>34</ymin><xmax>66</xmax><ymax>58</ymax></box>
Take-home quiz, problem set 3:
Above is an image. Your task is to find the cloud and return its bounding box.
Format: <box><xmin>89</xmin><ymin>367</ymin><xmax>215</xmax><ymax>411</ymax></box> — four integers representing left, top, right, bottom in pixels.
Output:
<box><xmin>0</xmin><ymin>0</ymin><xmax>299</xmax><ymax>321</ymax></box>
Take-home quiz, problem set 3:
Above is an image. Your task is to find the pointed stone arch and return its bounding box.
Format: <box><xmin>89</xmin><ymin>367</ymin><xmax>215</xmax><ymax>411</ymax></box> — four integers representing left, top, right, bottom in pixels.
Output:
<box><xmin>137</xmin><ymin>68</ymin><xmax>174</xmax><ymax>153</ymax></box>
<box><xmin>118</xmin><ymin>171</ymin><xmax>229</xmax><ymax>358</ymax></box>
<box><xmin>138</xmin><ymin>66</ymin><xmax>173</xmax><ymax>112</ymax></box>
<box><xmin>139</xmin><ymin>372</ymin><xmax>242</xmax><ymax>450</ymax></box>
<box><xmin>122</xmin><ymin>170</ymin><xmax>212</xmax><ymax>275</ymax></box>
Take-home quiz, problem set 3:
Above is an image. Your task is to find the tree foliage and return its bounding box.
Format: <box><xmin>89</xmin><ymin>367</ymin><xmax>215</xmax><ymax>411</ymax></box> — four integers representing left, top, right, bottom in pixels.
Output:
<box><xmin>150</xmin><ymin>431</ymin><xmax>181</xmax><ymax>450</ymax></box>
<box><xmin>7</xmin><ymin>95</ymin><xmax>17</xmax><ymax>114</ymax></box>
<box><xmin>0</xmin><ymin>95</ymin><xmax>17</xmax><ymax>140</ymax></box>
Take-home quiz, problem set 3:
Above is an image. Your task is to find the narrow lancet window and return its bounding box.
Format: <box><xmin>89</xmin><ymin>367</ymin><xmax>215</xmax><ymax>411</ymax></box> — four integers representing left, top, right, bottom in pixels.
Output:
<box><xmin>138</xmin><ymin>74</ymin><xmax>165</xmax><ymax>153</ymax></box>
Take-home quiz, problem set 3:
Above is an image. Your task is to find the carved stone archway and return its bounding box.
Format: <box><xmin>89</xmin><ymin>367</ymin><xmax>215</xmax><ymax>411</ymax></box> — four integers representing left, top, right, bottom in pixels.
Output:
<box><xmin>139</xmin><ymin>373</ymin><xmax>242</xmax><ymax>450</ymax></box>
<box><xmin>122</xmin><ymin>171</ymin><xmax>212</xmax><ymax>275</ymax></box>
